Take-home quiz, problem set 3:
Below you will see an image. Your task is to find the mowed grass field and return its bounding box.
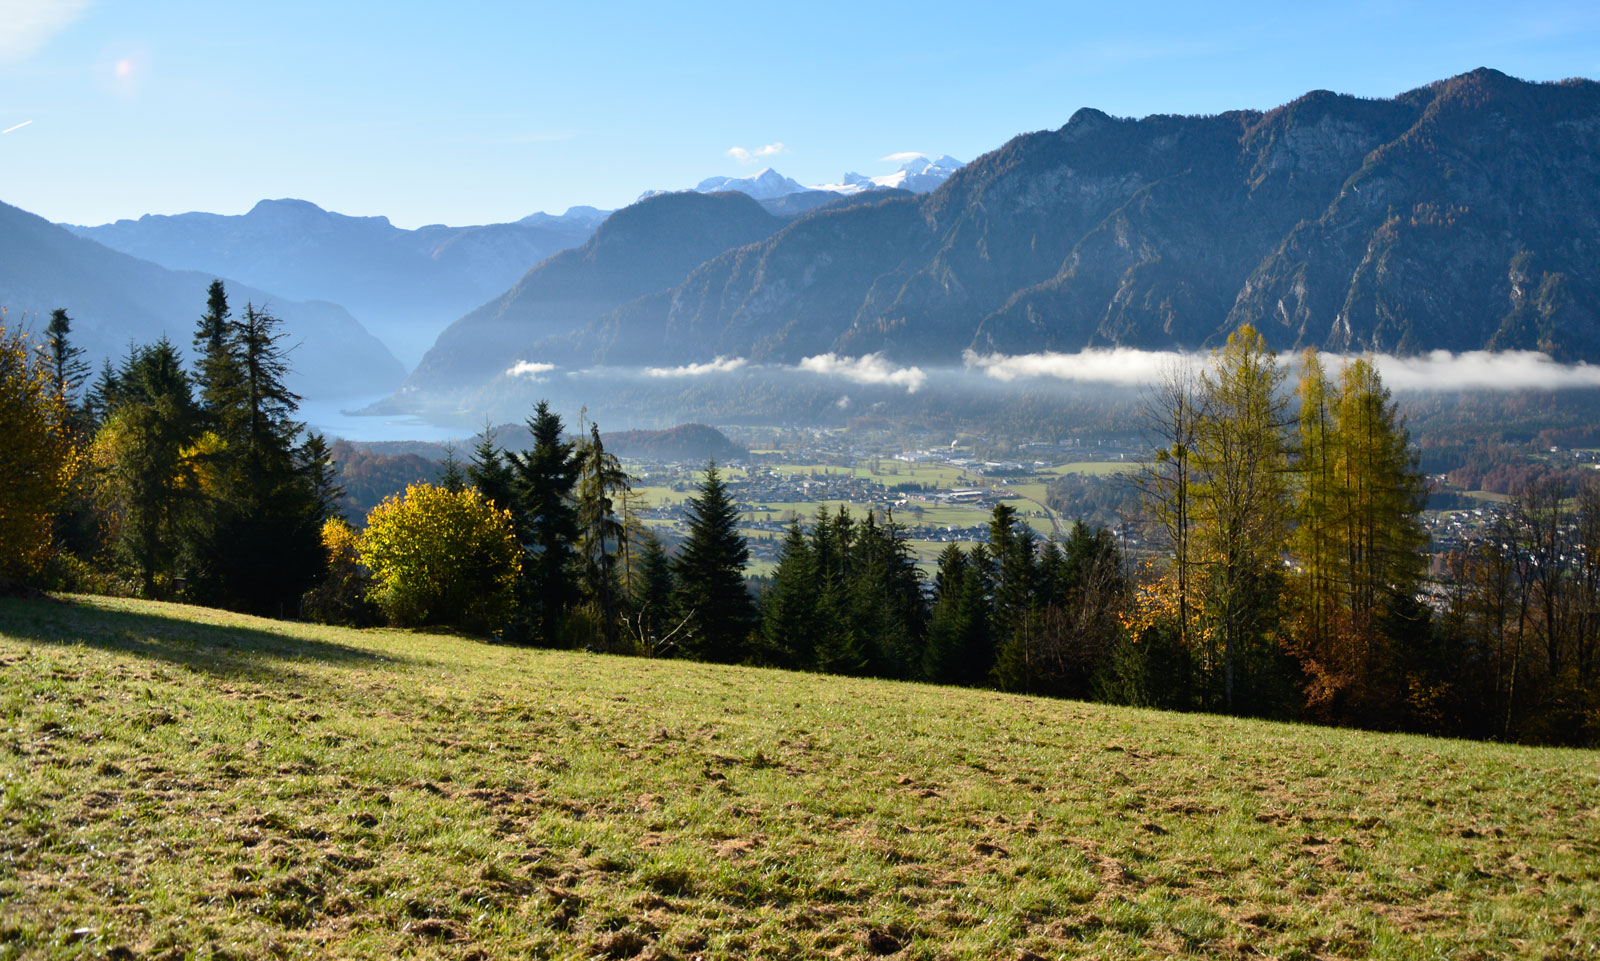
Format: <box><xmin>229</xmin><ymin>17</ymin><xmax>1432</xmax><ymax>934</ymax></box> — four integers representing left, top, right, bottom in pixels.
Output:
<box><xmin>2</xmin><ymin>596</ymin><xmax>1597</xmax><ymax>960</ymax></box>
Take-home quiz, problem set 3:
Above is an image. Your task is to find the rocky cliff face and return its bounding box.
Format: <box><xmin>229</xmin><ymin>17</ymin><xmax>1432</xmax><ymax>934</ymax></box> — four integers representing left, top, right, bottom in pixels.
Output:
<box><xmin>403</xmin><ymin>69</ymin><xmax>1600</xmax><ymax>401</ymax></box>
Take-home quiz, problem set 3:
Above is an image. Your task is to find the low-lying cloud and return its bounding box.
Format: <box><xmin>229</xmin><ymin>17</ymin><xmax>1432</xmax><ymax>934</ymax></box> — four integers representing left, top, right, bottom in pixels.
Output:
<box><xmin>646</xmin><ymin>356</ymin><xmax>747</xmax><ymax>378</ymax></box>
<box><xmin>964</xmin><ymin>347</ymin><xmax>1190</xmax><ymax>386</ymax></box>
<box><xmin>1356</xmin><ymin>350</ymin><xmax>1600</xmax><ymax>392</ymax></box>
<box><xmin>506</xmin><ymin>360</ymin><xmax>556</xmax><ymax>379</ymax></box>
<box><xmin>800</xmin><ymin>353</ymin><xmax>926</xmax><ymax>393</ymax></box>
<box><xmin>965</xmin><ymin>347</ymin><xmax>1600</xmax><ymax>392</ymax></box>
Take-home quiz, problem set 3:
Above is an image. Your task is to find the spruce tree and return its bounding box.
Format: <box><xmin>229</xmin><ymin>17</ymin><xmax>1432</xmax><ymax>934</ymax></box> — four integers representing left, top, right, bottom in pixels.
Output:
<box><xmin>672</xmin><ymin>462</ymin><xmax>754</xmax><ymax>662</ymax></box>
<box><xmin>576</xmin><ymin>423</ymin><xmax>630</xmax><ymax>649</ymax></box>
<box><xmin>196</xmin><ymin>301</ymin><xmax>324</xmax><ymax>614</ymax></box>
<box><xmin>509</xmin><ymin>401</ymin><xmax>580</xmax><ymax>643</ymax></box>
<box><xmin>43</xmin><ymin>308</ymin><xmax>89</xmax><ymax>406</ymax></box>
<box><xmin>192</xmin><ymin>280</ymin><xmax>245</xmax><ymax>424</ymax></box>
<box><xmin>84</xmin><ymin>359</ymin><xmax>120</xmax><ymax>429</ymax></box>
<box><xmin>630</xmin><ymin>530</ymin><xmax>677</xmax><ymax>653</ymax></box>
<box><xmin>466</xmin><ymin>422</ymin><xmax>514</xmax><ymax>510</ymax></box>
<box><xmin>760</xmin><ymin>520</ymin><xmax>818</xmax><ymax>668</ymax></box>
<box><xmin>439</xmin><ymin>444</ymin><xmax>466</xmax><ymax>493</ymax></box>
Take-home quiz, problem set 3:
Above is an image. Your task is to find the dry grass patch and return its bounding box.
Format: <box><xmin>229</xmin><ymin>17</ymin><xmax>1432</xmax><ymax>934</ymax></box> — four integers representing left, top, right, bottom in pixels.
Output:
<box><xmin>1</xmin><ymin>594</ymin><xmax>1597</xmax><ymax>959</ymax></box>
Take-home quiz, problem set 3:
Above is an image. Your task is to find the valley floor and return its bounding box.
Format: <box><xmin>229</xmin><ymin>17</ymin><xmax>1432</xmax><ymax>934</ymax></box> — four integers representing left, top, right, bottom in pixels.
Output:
<box><xmin>1</xmin><ymin>595</ymin><xmax>1596</xmax><ymax>959</ymax></box>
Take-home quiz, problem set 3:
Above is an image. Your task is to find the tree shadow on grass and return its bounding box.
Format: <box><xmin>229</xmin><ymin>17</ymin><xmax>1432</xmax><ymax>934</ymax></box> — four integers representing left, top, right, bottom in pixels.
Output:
<box><xmin>0</xmin><ymin>595</ymin><xmax>419</xmax><ymax>693</ymax></box>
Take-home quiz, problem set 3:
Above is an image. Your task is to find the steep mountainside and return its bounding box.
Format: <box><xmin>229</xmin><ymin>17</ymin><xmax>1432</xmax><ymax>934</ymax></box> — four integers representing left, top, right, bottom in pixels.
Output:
<box><xmin>401</xmin><ymin>191</ymin><xmax>784</xmax><ymax>393</ymax></box>
<box><xmin>0</xmin><ymin>201</ymin><xmax>404</xmax><ymax>399</ymax></box>
<box><xmin>391</xmin><ymin>69</ymin><xmax>1600</xmax><ymax>406</ymax></box>
<box><xmin>636</xmin><ymin>69</ymin><xmax>1600</xmax><ymax>366</ymax></box>
<box><xmin>68</xmin><ymin>200</ymin><xmax>605</xmax><ymax>365</ymax></box>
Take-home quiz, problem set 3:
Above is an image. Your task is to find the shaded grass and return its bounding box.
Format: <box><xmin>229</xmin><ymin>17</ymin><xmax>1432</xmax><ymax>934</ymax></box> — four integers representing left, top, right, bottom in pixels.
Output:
<box><xmin>2</xmin><ymin>594</ymin><xmax>1597</xmax><ymax>959</ymax></box>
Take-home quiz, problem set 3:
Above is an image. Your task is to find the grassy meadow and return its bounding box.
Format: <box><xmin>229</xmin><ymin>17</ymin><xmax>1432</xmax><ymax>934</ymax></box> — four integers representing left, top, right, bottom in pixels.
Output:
<box><xmin>2</xmin><ymin>595</ymin><xmax>1597</xmax><ymax>959</ymax></box>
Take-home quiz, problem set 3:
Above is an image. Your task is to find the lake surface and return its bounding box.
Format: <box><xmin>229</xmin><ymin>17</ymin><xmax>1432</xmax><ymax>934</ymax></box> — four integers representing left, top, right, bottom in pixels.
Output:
<box><xmin>298</xmin><ymin>394</ymin><xmax>466</xmax><ymax>444</ymax></box>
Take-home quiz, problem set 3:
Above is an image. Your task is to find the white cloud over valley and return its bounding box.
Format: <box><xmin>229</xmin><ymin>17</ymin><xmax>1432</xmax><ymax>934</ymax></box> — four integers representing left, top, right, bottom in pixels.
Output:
<box><xmin>645</xmin><ymin>356</ymin><xmax>747</xmax><ymax>377</ymax></box>
<box><xmin>964</xmin><ymin>347</ymin><xmax>1600</xmax><ymax>392</ymax></box>
<box><xmin>506</xmin><ymin>360</ymin><xmax>556</xmax><ymax>379</ymax></box>
<box><xmin>800</xmin><ymin>353</ymin><xmax>926</xmax><ymax>393</ymax></box>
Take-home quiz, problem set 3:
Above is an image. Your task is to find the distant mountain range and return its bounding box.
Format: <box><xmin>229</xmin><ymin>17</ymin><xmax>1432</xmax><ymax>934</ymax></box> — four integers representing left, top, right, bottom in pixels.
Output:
<box><xmin>22</xmin><ymin>68</ymin><xmax>1600</xmax><ymax>421</ymax></box>
<box><xmin>66</xmin><ymin>201</ymin><xmax>609</xmax><ymax>365</ymax></box>
<box><xmin>388</xmin><ymin>68</ymin><xmax>1600</xmax><ymax>408</ymax></box>
<box><xmin>0</xmin><ymin>201</ymin><xmax>404</xmax><ymax>399</ymax></box>
<box><xmin>639</xmin><ymin>154</ymin><xmax>964</xmax><ymax>210</ymax></box>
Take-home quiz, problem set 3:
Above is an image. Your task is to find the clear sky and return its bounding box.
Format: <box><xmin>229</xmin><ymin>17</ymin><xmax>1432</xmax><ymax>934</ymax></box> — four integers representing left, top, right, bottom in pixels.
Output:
<box><xmin>4</xmin><ymin>0</ymin><xmax>1599</xmax><ymax>228</ymax></box>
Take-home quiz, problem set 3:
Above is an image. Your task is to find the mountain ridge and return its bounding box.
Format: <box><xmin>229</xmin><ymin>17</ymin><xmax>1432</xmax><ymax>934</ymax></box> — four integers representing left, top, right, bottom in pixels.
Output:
<box><xmin>538</xmin><ymin>68</ymin><xmax>1600</xmax><ymax>376</ymax></box>
<box><xmin>0</xmin><ymin>200</ymin><xmax>405</xmax><ymax>399</ymax></box>
<box><xmin>66</xmin><ymin>200</ymin><xmax>607</xmax><ymax>366</ymax></box>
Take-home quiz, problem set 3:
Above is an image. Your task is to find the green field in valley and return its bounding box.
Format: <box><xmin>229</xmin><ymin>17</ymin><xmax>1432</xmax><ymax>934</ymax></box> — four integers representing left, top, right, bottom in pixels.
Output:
<box><xmin>2</xmin><ymin>594</ymin><xmax>1597</xmax><ymax>959</ymax></box>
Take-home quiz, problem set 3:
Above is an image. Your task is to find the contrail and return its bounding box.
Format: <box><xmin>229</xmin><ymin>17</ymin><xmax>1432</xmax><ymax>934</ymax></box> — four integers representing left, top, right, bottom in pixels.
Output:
<box><xmin>2</xmin><ymin>121</ymin><xmax>33</xmax><ymax>135</ymax></box>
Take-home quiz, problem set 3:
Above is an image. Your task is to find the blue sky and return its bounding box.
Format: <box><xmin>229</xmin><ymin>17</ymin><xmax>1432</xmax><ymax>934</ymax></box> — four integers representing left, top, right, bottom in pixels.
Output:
<box><xmin>4</xmin><ymin>0</ymin><xmax>1599</xmax><ymax>228</ymax></box>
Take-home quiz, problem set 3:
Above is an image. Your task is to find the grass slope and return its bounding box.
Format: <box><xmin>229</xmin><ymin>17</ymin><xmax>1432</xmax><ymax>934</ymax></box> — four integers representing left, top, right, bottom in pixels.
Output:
<box><xmin>1</xmin><ymin>596</ymin><xmax>1597</xmax><ymax>960</ymax></box>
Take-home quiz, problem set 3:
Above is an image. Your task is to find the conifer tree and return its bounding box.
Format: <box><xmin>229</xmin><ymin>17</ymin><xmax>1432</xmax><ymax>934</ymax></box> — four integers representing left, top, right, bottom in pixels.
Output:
<box><xmin>672</xmin><ymin>462</ymin><xmax>754</xmax><ymax>662</ymax></box>
<box><xmin>192</xmin><ymin>280</ymin><xmax>243</xmax><ymax>423</ymax></box>
<box><xmin>629</xmin><ymin>530</ymin><xmax>677</xmax><ymax>653</ymax></box>
<box><xmin>576</xmin><ymin>423</ymin><xmax>630</xmax><ymax>648</ymax></box>
<box><xmin>466</xmin><ymin>422</ymin><xmax>514</xmax><ymax>510</ymax></box>
<box><xmin>439</xmin><ymin>444</ymin><xmax>466</xmax><ymax>493</ymax></box>
<box><xmin>761</xmin><ymin>520</ymin><xmax>818</xmax><ymax>668</ymax></box>
<box><xmin>42</xmin><ymin>308</ymin><xmax>89</xmax><ymax>408</ymax></box>
<box><xmin>509</xmin><ymin>401</ymin><xmax>580</xmax><ymax>643</ymax></box>
<box><xmin>195</xmin><ymin>301</ymin><xmax>324</xmax><ymax>614</ymax></box>
<box><xmin>1291</xmin><ymin>350</ymin><xmax>1341</xmax><ymax>685</ymax></box>
<box><xmin>84</xmin><ymin>359</ymin><xmax>118</xmax><ymax>429</ymax></box>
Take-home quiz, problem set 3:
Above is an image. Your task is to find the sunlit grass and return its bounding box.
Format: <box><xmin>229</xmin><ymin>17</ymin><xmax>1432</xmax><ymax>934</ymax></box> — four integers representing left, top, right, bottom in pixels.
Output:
<box><xmin>2</xmin><ymin>594</ymin><xmax>1596</xmax><ymax>959</ymax></box>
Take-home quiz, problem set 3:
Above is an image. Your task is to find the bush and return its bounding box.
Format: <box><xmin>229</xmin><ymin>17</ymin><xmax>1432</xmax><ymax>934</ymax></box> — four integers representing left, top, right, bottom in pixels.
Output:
<box><xmin>357</xmin><ymin>483</ymin><xmax>521</xmax><ymax>633</ymax></box>
<box><xmin>301</xmin><ymin>518</ymin><xmax>381</xmax><ymax>626</ymax></box>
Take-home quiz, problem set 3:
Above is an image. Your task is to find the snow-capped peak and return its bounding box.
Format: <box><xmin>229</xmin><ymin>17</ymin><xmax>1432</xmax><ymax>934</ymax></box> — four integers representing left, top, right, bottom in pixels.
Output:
<box><xmin>637</xmin><ymin>155</ymin><xmax>964</xmax><ymax>205</ymax></box>
<box><xmin>810</xmin><ymin>155</ymin><xmax>963</xmax><ymax>196</ymax></box>
<box><xmin>693</xmin><ymin>167</ymin><xmax>809</xmax><ymax>200</ymax></box>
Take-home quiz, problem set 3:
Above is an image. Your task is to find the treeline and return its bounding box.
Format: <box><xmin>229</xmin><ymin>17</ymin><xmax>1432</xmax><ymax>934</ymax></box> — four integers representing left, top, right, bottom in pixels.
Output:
<box><xmin>7</xmin><ymin>303</ymin><xmax>1599</xmax><ymax>746</ymax></box>
<box><xmin>2</xmin><ymin>285</ymin><xmax>339</xmax><ymax>613</ymax></box>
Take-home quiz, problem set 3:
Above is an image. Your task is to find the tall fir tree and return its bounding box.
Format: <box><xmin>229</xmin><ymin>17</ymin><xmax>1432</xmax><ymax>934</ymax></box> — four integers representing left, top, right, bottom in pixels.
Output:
<box><xmin>466</xmin><ymin>421</ymin><xmax>514</xmax><ymax>510</ymax></box>
<box><xmin>672</xmin><ymin>462</ymin><xmax>754</xmax><ymax>662</ymax></box>
<box><xmin>575</xmin><ymin>423</ymin><xmax>630</xmax><ymax>649</ymax></box>
<box><xmin>195</xmin><ymin>301</ymin><xmax>324</xmax><ymax>615</ymax></box>
<box><xmin>439</xmin><ymin>444</ymin><xmax>466</xmax><ymax>493</ymax></box>
<box><xmin>42</xmin><ymin>308</ymin><xmax>90</xmax><ymax>409</ymax></box>
<box><xmin>760</xmin><ymin>520</ymin><xmax>818</xmax><ymax>668</ymax></box>
<box><xmin>629</xmin><ymin>529</ymin><xmax>677</xmax><ymax>653</ymax></box>
<box><xmin>509</xmin><ymin>401</ymin><xmax>580</xmax><ymax>643</ymax></box>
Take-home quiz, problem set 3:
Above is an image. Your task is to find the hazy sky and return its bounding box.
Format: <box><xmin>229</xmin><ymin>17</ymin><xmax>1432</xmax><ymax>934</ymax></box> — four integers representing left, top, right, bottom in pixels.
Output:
<box><xmin>4</xmin><ymin>0</ymin><xmax>1599</xmax><ymax>228</ymax></box>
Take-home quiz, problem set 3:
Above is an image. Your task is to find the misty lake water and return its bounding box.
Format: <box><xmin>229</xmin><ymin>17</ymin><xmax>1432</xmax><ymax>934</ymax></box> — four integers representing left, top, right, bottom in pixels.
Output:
<box><xmin>298</xmin><ymin>395</ymin><xmax>465</xmax><ymax>444</ymax></box>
